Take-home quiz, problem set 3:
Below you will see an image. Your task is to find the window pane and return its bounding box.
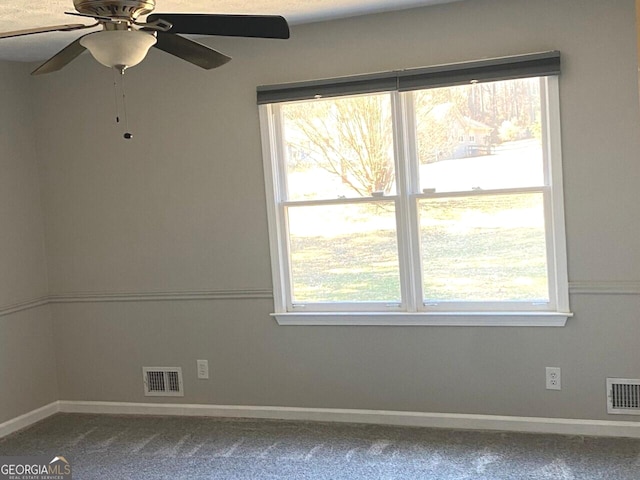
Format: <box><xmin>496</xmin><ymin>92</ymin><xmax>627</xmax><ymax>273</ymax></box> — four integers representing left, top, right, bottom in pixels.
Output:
<box><xmin>419</xmin><ymin>193</ymin><xmax>549</xmax><ymax>302</ymax></box>
<box><xmin>287</xmin><ymin>202</ymin><xmax>401</xmax><ymax>303</ymax></box>
<box><xmin>281</xmin><ymin>94</ymin><xmax>396</xmax><ymax>201</ymax></box>
<box><xmin>414</xmin><ymin>78</ymin><xmax>544</xmax><ymax>193</ymax></box>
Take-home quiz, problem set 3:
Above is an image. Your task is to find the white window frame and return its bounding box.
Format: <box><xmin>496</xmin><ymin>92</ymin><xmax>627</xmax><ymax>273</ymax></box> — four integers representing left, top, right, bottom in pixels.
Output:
<box><xmin>259</xmin><ymin>66</ymin><xmax>571</xmax><ymax>327</ymax></box>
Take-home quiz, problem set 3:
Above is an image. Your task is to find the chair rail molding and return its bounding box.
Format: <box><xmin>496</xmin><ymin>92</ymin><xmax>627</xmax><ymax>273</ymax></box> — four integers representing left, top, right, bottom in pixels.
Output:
<box><xmin>0</xmin><ymin>289</ymin><xmax>273</xmax><ymax>317</ymax></box>
<box><xmin>2</xmin><ymin>282</ymin><xmax>639</xmax><ymax>317</ymax></box>
<box><xmin>48</xmin><ymin>289</ymin><xmax>274</xmax><ymax>304</ymax></box>
<box><xmin>568</xmin><ymin>281</ymin><xmax>640</xmax><ymax>295</ymax></box>
<box><xmin>0</xmin><ymin>296</ymin><xmax>49</xmax><ymax>317</ymax></box>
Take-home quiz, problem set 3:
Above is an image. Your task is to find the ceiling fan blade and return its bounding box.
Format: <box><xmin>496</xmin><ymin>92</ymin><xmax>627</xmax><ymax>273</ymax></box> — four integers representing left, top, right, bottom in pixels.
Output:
<box><xmin>147</xmin><ymin>14</ymin><xmax>290</xmax><ymax>39</ymax></box>
<box><xmin>153</xmin><ymin>32</ymin><xmax>231</xmax><ymax>69</ymax></box>
<box><xmin>65</xmin><ymin>11</ymin><xmax>114</xmax><ymax>22</ymax></box>
<box><xmin>31</xmin><ymin>36</ymin><xmax>87</xmax><ymax>75</ymax></box>
<box><xmin>0</xmin><ymin>24</ymin><xmax>88</xmax><ymax>39</ymax></box>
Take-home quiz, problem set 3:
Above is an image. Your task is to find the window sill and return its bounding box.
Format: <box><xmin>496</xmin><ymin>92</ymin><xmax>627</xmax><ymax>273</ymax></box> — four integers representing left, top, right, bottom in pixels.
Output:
<box><xmin>272</xmin><ymin>311</ymin><xmax>572</xmax><ymax>327</ymax></box>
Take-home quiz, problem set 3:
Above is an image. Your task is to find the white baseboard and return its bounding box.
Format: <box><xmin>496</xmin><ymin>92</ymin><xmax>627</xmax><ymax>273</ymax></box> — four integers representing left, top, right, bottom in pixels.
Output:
<box><xmin>3</xmin><ymin>401</ymin><xmax>638</xmax><ymax>439</ymax></box>
<box><xmin>57</xmin><ymin>401</ymin><xmax>640</xmax><ymax>439</ymax></box>
<box><xmin>0</xmin><ymin>402</ymin><xmax>59</xmax><ymax>438</ymax></box>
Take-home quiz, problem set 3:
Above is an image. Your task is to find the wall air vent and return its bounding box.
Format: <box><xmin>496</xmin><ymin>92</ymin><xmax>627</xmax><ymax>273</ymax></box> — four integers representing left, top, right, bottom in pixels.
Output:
<box><xmin>143</xmin><ymin>367</ymin><xmax>184</xmax><ymax>397</ymax></box>
<box><xmin>607</xmin><ymin>378</ymin><xmax>640</xmax><ymax>415</ymax></box>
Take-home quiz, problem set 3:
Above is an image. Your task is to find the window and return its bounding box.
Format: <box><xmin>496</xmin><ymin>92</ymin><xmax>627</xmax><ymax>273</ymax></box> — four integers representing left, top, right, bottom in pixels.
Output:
<box><xmin>259</xmin><ymin>52</ymin><xmax>571</xmax><ymax>326</ymax></box>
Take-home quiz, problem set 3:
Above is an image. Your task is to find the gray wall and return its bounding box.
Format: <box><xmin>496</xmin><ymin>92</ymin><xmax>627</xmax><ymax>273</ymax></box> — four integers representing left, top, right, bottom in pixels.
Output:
<box><xmin>22</xmin><ymin>0</ymin><xmax>640</xmax><ymax>421</ymax></box>
<box><xmin>0</xmin><ymin>62</ymin><xmax>58</xmax><ymax>423</ymax></box>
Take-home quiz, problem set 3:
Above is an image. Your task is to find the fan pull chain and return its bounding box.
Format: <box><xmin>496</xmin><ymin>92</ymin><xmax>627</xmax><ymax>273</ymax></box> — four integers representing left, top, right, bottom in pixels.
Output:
<box><xmin>121</xmin><ymin>71</ymin><xmax>132</xmax><ymax>139</ymax></box>
<box><xmin>112</xmin><ymin>68</ymin><xmax>120</xmax><ymax>125</ymax></box>
<box><xmin>112</xmin><ymin>67</ymin><xmax>133</xmax><ymax>140</ymax></box>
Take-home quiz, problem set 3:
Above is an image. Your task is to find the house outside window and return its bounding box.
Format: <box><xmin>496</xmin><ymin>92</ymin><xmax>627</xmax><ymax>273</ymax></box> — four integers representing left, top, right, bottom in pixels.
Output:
<box><xmin>258</xmin><ymin>52</ymin><xmax>571</xmax><ymax>326</ymax></box>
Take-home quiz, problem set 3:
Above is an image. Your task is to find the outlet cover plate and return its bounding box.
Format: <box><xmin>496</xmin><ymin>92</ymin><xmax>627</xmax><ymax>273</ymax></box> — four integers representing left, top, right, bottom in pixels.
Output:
<box><xmin>197</xmin><ymin>360</ymin><xmax>209</xmax><ymax>379</ymax></box>
<box><xmin>546</xmin><ymin>367</ymin><xmax>561</xmax><ymax>390</ymax></box>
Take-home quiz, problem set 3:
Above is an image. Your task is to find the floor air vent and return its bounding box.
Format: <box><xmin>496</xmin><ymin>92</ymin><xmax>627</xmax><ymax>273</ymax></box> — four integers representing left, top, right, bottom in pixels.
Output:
<box><xmin>607</xmin><ymin>378</ymin><xmax>640</xmax><ymax>415</ymax></box>
<box><xmin>143</xmin><ymin>367</ymin><xmax>184</xmax><ymax>397</ymax></box>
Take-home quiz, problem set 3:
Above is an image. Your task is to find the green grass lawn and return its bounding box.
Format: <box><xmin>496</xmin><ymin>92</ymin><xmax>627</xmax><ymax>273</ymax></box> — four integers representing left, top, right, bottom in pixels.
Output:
<box><xmin>290</xmin><ymin>231</ymin><xmax>402</xmax><ymax>302</ymax></box>
<box><xmin>289</xmin><ymin>194</ymin><xmax>548</xmax><ymax>304</ymax></box>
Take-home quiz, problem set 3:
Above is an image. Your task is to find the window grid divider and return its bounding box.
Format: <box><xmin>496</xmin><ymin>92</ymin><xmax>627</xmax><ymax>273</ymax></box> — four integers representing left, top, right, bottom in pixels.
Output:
<box><xmin>394</xmin><ymin>91</ymin><xmax>423</xmax><ymax>312</ymax></box>
<box><xmin>281</xmin><ymin>196</ymin><xmax>400</xmax><ymax>208</ymax></box>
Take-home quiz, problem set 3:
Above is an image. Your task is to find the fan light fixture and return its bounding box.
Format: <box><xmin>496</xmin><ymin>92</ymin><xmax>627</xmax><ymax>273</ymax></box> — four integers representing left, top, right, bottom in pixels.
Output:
<box><xmin>80</xmin><ymin>30</ymin><xmax>157</xmax><ymax>71</ymax></box>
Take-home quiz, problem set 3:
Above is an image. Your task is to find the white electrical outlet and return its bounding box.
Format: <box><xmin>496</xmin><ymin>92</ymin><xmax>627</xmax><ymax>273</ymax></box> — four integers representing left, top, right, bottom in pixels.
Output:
<box><xmin>546</xmin><ymin>367</ymin><xmax>561</xmax><ymax>390</ymax></box>
<box><xmin>197</xmin><ymin>360</ymin><xmax>209</xmax><ymax>379</ymax></box>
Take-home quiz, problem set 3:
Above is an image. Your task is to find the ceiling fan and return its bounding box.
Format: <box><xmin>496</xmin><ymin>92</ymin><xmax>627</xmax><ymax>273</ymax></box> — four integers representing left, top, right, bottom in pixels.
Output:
<box><xmin>0</xmin><ymin>0</ymin><xmax>290</xmax><ymax>75</ymax></box>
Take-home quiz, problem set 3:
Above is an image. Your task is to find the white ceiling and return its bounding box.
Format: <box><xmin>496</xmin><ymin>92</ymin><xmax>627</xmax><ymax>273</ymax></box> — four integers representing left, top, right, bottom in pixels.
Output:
<box><xmin>0</xmin><ymin>0</ymin><xmax>462</xmax><ymax>62</ymax></box>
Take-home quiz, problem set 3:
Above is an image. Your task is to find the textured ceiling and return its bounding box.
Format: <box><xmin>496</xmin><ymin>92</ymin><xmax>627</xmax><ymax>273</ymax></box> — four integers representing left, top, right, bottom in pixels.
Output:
<box><xmin>0</xmin><ymin>0</ymin><xmax>461</xmax><ymax>62</ymax></box>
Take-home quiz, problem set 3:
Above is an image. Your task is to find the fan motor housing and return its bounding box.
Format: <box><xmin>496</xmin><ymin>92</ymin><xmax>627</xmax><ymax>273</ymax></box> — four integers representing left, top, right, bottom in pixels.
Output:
<box><xmin>73</xmin><ymin>0</ymin><xmax>156</xmax><ymax>20</ymax></box>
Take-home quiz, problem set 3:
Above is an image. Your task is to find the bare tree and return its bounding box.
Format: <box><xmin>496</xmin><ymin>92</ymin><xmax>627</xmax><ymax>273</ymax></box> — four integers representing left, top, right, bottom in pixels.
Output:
<box><xmin>282</xmin><ymin>79</ymin><xmax>542</xmax><ymax>197</ymax></box>
<box><xmin>283</xmin><ymin>95</ymin><xmax>394</xmax><ymax>196</ymax></box>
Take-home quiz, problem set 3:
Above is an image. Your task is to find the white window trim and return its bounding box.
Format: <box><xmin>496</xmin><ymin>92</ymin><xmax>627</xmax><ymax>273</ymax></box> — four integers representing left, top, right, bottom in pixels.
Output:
<box><xmin>259</xmin><ymin>76</ymin><xmax>572</xmax><ymax>327</ymax></box>
<box><xmin>271</xmin><ymin>311</ymin><xmax>570</xmax><ymax>327</ymax></box>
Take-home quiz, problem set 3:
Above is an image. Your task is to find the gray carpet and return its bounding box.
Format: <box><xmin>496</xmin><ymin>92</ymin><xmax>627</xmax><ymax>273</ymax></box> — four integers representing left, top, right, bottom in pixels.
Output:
<box><xmin>1</xmin><ymin>413</ymin><xmax>639</xmax><ymax>479</ymax></box>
